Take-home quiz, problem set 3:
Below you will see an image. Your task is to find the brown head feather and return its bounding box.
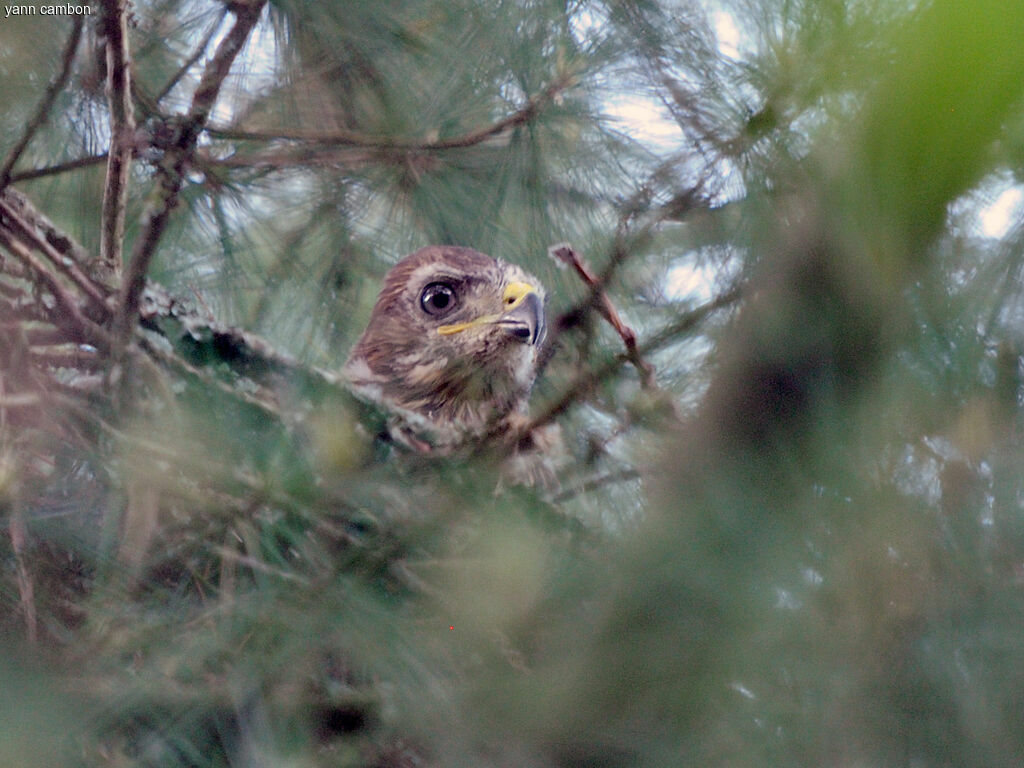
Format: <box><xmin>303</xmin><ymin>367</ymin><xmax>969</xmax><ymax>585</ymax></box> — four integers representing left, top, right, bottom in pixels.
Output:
<box><xmin>344</xmin><ymin>246</ymin><xmax>546</xmax><ymax>451</ymax></box>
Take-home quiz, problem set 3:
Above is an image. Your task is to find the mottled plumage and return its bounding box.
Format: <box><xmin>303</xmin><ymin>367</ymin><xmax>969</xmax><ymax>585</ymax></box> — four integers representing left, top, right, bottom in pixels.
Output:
<box><xmin>344</xmin><ymin>246</ymin><xmax>546</xmax><ymax>453</ymax></box>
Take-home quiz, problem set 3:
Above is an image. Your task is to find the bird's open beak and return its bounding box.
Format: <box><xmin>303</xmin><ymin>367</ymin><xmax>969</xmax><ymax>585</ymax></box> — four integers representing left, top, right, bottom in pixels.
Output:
<box><xmin>497</xmin><ymin>281</ymin><xmax>545</xmax><ymax>346</ymax></box>
<box><xmin>436</xmin><ymin>280</ymin><xmax>545</xmax><ymax>346</ymax></box>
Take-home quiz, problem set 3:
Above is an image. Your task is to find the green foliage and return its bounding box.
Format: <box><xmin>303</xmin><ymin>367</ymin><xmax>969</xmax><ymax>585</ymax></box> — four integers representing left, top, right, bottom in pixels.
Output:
<box><xmin>3</xmin><ymin>0</ymin><xmax>1024</xmax><ymax>766</ymax></box>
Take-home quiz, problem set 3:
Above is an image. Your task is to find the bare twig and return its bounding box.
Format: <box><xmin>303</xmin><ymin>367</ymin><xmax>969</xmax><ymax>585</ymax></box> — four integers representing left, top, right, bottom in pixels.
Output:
<box><xmin>0</xmin><ymin>393</ymin><xmax>42</xmax><ymax>409</ymax></box>
<box><xmin>29</xmin><ymin>347</ymin><xmax>103</xmax><ymax>370</ymax></box>
<box><xmin>0</xmin><ymin>228</ymin><xmax>112</xmax><ymax>349</ymax></box>
<box><xmin>549</xmin><ymin>243</ymin><xmax>655</xmax><ymax>387</ymax></box>
<box><xmin>0</xmin><ymin>281</ymin><xmax>33</xmax><ymax>305</ymax></box>
<box><xmin>0</xmin><ymin>197</ymin><xmax>110</xmax><ymax>313</ymax></box>
<box><xmin>0</xmin><ymin>185</ymin><xmax>116</xmax><ymax>292</ymax></box>
<box><xmin>204</xmin><ymin>75</ymin><xmax>574</xmax><ymax>151</ymax></box>
<box><xmin>194</xmin><ymin>145</ymin><xmax>377</xmax><ymax>173</ymax></box>
<box><xmin>8</xmin><ymin>154</ymin><xmax>109</xmax><ymax>183</ymax></box>
<box><xmin>155</xmin><ymin>8</ymin><xmax>230</xmax><ymax>104</ymax></box>
<box><xmin>114</xmin><ymin>0</ymin><xmax>268</xmax><ymax>356</ymax></box>
<box><xmin>637</xmin><ymin>285</ymin><xmax>741</xmax><ymax>357</ymax></box>
<box><xmin>539</xmin><ymin>176</ymin><xmax>712</xmax><ymax>376</ymax></box>
<box><xmin>137</xmin><ymin>335</ymin><xmax>288</xmax><ymax>422</ymax></box>
<box><xmin>528</xmin><ymin>285</ymin><xmax>741</xmax><ymax>432</ymax></box>
<box><xmin>189</xmin><ymin>2</ymin><xmax>266</xmax><ymax>125</ymax></box>
<box><xmin>0</xmin><ymin>17</ymin><xmax>83</xmax><ymax>190</ymax></box>
<box><xmin>551</xmin><ymin>468</ymin><xmax>642</xmax><ymax>504</ymax></box>
<box><xmin>99</xmin><ymin>0</ymin><xmax>136</xmax><ymax>272</ymax></box>
<box><xmin>22</xmin><ymin>327</ymin><xmax>72</xmax><ymax>346</ymax></box>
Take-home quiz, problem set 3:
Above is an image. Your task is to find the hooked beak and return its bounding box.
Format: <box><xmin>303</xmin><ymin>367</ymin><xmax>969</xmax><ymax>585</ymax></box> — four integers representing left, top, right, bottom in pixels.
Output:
<box><xmin>436</xmin><ymin>280</ymin><xmax>545</xmax><ymax>345</ymax></box>
<box><xmin>498</xmin><ymin>282</ymin><xmax>545</xmax><ymax>346</ymax></box>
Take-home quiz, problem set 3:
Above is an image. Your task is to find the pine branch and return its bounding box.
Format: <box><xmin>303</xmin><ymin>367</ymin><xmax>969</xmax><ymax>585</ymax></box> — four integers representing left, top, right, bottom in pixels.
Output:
<box><xmin>0</xmin><ymin>17</ymin><xmax>83</xmax><ymax>190</ymax></box>
<box><xmin>0</xmin><ymin>227</ymin><xmax>110</xmax><ymax>349</ymax></box>
<box><xmin>99</xmin><ymin>0</ymin><xmax>136</xmax><ymax>273</ymax></box>
<box><xmin>155</xmin><ymin>7</ymin><xmax>229</xmax><ymax>105</ymax></box>
<box><xmin>0</xmin><ymin>186</ymin><xmax>116</xmax><ymax>288</ymax></box>
<box><xmin>114</xmin><ymin>0</ymin><xmax>268</xmax><ymax>358</ymax></box>
<box><xmin>204</xmin><ymin>74</ymin><xmax>576</xmax><ymax>151</ymax></box>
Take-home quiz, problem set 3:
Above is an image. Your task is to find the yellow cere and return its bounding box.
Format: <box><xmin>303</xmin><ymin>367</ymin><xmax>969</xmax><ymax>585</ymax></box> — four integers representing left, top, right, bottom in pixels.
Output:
<box><xmin>437</xmin><ymin>281</ymin><xmax>537</xmax><ymax>335</ymax></box>
<box><xmin>502</xmin><ymin>281</ymin><xmax>536</xmax><ymax>310</ymax></box>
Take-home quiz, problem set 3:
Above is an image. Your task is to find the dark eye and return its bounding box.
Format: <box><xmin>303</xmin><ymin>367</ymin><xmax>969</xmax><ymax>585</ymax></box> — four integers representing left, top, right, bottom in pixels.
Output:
<box><xmin>420</xmin><ymin>282</ymin><xmax>457</xmax><ymax>316</ymax></box>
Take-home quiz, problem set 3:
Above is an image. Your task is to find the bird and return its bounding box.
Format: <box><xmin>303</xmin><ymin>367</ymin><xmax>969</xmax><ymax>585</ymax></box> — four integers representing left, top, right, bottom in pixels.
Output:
<box><xmin>343</xmin><ymin>245</ymin><xmax>547</xmax><ymax>456</ymax></box>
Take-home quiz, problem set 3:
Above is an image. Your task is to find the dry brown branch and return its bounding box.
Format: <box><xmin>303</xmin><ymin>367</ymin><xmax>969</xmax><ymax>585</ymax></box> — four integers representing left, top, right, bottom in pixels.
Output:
<box><xmin>2</xmin><ymin>186</ymin><xmax>116</xmax><ymax>288</ymax></box>
<box><xmin>189</xmin><ymin>2</ymin><xmax>266</xmax><ymax>124</ymax></box>
<box><xmin>549</xmin><ymin>243</ymin><xmax>655</xmax><ymax>387</ymax></box>
<box><xmin>0</xmin><ymin>279</ymin><xmax>28</xmax><ymax>299</ymax></box>
<box><xmin>99</xmin><ymin>0</ymin><xmax>136</xmax><ymax>272</ymax></box>
<box><xmin>0</xmin><ymin>17</ymin><xmax>83</xmax><ymax>189</ymax></box>
<box><xmin>114</xmin><ymin>0</ymin><xmax>268</xmax><ymax>357</ymax></box>
<box><xmin>0</xmin><ymin>197</ymin><xmax>110</xmax><ymax>314</ymax></box>
<box><xmin>0</xmin><ymin>228</ymin><xmax>111</xmax><ymax>349</ymax></box>
<box><xmin>204</xmin><ymin>75</ymin><xmax>575</xmax><ymax>151</ymax></box>
<box><xmin>9</xmin><ymin>507</ymin><xmax>38</xmax><ymax>646</ymax></box>
<box><xmin>539</xmin><ymin>174</ymin><xmax>714</xmax><ymax>386</ymax></box>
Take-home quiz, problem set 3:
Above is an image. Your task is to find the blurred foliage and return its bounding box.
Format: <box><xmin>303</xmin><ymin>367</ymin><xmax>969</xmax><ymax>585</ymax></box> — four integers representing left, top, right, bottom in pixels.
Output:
<box><xmin>3</xmin><ymin>0</ymin><xmax>1024</xmax><ymax>766</ymax></box>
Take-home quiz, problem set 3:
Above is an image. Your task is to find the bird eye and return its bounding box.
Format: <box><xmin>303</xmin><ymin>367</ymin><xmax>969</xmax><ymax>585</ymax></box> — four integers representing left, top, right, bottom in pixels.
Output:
<box><xmin>420</xmin><ymin>282</ymin><xmax>457</xmax><ymax>316</ymax></box>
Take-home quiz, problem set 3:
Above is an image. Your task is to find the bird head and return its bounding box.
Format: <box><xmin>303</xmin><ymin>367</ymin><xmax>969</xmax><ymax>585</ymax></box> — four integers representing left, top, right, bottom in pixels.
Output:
<box><xmin>344</xmin><ymin>246</ymin><xmax>546</xmax><ymax>448</ymax></box>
